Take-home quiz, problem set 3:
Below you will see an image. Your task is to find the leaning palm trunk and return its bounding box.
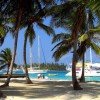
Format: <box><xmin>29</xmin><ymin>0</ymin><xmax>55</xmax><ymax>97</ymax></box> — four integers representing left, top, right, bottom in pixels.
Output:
<box><xmin>7</xmin><ymin>65</ymin><xmax>9</xmax><ymax>75</ymax></box>
<box><xmin>79</xmin><ymin>54</ymin><xmax>85</xmax><ymax>82</ymax></box>
<box><xmin>23</xmin><ymin>31</ymin><xmax>32</xmax><ymax>84</ymax></box>
<box><xmin>1</xmin><ymin>30</ymin><xmax>19</xmax><ymax>87</ymax></box>
<box><xmin>0</xmin><ymin>90</ymin><xmax>6</xmax><ymax>98</ymax></box>
<box><xmin>0</xmin><ymin>2</ymin><xmax>23</xmax><ymax>87</ymax></box>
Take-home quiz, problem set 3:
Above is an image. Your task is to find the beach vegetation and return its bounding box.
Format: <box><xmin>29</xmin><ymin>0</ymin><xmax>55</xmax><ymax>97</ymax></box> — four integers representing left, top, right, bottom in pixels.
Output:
<box><xmin>0</xmin><ymin>48</ymin><xmax>17</xmax><ymax>74</ymax></box>
<box><xmin>33</xmin><ymin>63</ymin><xmax>66</xmax><ymax>71</ymax></box>
<box><xmin>50</xmin><ymin>0</ymin><xmax>100</xmax><ymax>89</ymax></box>
<box><xmin>0</xmin><ymin>1</ymin><xmax>100</xmax><ymax>97</ymax></box>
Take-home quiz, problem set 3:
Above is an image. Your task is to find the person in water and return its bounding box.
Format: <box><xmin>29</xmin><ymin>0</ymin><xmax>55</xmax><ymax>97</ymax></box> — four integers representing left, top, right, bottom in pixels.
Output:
<box><xmin>37</xmin><ymin>74</ymin><xmax>45</xmax><ymax>79</ymax></box>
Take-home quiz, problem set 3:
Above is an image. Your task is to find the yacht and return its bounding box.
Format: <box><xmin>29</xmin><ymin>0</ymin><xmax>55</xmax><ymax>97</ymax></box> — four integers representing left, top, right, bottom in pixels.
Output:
<box><xmin>66</xmin><ymin>62</ymin><xmax>100</xmax><ymax>76</ymax></box>
<box><xmin>66</xmin><ymin>47</ymin><xmax>100</xmax><ymax>77</ymax></box>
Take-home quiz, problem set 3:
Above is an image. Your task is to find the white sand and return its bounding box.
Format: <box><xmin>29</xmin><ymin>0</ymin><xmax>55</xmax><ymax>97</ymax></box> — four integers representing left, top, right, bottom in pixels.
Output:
<box><xmin>0</xmin><ymin>79</ymin><xmax>100</xmax><ymax>100</ymax></box>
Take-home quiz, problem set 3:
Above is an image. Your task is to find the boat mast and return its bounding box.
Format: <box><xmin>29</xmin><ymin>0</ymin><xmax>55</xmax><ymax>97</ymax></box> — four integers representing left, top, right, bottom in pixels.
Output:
<box><xmin>90</xmin><ymin>47</ymin><xmax>93</xmax><ymax>64</ymax></box>
<box><xmin>30</xmin><ymin>46</ymin><xmax>33</xmax><ymax>70</ymax></box>
<box><xmin>38</xmin><ymin>35</ymin><xmax>41</xmax><ymax>69</ymax></box>
<box><xmin>87</xmin><ymin>9</ymin><xmax>93</xmax><ymax>64</ymax></box>
<box><xmin>40</xmin><ymin>38</ymin><xmax>46</xmax><ymax>65</ymax></box>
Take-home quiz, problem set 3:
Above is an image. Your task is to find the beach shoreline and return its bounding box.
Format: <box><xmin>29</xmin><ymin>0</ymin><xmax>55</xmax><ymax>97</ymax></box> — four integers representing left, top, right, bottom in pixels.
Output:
<box><xmin>0</xmin><ymin>79</ymin><xmax>100</xmax><ymax>100</ymax></box>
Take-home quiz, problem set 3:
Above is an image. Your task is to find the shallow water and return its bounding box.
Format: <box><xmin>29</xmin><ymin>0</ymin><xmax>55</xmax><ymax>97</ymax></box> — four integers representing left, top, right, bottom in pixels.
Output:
<box><xmin>29</xmin><ymin>70</ymin><xmax>100</xmax><ymax>82</ymax></box>
<box><xmin>0</xmin><ymin>70</ymin><xmax>100</xmax><ymax>81</ymax></box>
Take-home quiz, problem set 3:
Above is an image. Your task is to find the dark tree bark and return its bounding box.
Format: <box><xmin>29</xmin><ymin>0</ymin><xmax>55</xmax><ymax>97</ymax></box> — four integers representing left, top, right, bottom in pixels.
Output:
<box><xmin>23</xmin><ymin>27</ymin><xmax>33</xmax><ymax>84</ymax></box>
<box><xmin>71</xmin><ymin>4</ymin><xmax>85</xmax><ymax>90</ymax></box>
<box><xmin>79</xmin><ymin>54</ymin><xmax>85</xmax><ymax>82</ymax></box>
<box><xmin>0</xmin><ymin>0</ymin><xmax>23</xmax><ymax>87</ymax></box>
<box><xmin>0</xmin><ymin>90</ymin><xmax>6</xmax><ymax>98</ymax></box>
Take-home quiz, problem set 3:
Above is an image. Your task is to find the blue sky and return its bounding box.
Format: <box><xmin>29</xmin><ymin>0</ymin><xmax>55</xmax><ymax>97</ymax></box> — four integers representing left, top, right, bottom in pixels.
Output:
<box><xmin>0</xmin><ymin>18</ymin><xmax>100</xmax><ymax>65</ymax></box>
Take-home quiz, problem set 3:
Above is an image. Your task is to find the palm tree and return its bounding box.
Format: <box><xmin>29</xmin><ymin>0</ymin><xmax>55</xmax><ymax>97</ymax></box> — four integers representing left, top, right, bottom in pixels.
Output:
<box><xmin>0</xmin><ymin>9</ymin><xmax>12</xmax><ymax>96</ymax></box>
<box><xmin>77</xmin><ymin>27</ymin><xmax>100</xmax><ymax>82</ymax></box>
<box><xmin>48</xmin><ymin>0</ymin><xmax>100</xmax><ymax>89</ymax></box>
<box><xmin>0</xmin><ymin>0</ymin><xmax>54</xmax><ymax>86</ymax></box>
<box><xmin>52</xmin><ymin>27</ymin><xmax>100</xmax><ymax>79</ymax></box>
<box><xmin>0</xmin><ymin>48</ymin><xmax>12</xmax><ymax>74</ymax></box>
<box><xmin>0</xmin><ymin>0</ymin><xmax>27</xmax><ymax>87</ymax></box>
<box><xmin>49</xmin><ymin>1</ymin><xmax>85</xmax><ymax>90</ymax></box>
<box><xmin>0</xmin><ymin>0</ymin><xmax>55</xmax><ymax>86</ymax></box>
<box><xmin>22</xmin><ymin>0</ymin><xmax>54</xmax><ymax>83</ymax></box>
<box><xmin>23</xmin><ymin>25</ymin><xmax>33</xmax><ymax>84</ymax></box>
<box><xmin>23</xmin><ymin>18</ymin><xmax>54</xmax><ymax>83</ymax></box>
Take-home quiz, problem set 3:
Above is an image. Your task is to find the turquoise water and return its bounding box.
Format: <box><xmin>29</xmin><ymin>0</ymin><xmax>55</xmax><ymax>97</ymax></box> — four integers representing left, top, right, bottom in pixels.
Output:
<box><xmin>29</xmin><ymin>70</ymin><xmax>100</xmax><ymax>82</ymax></box>
<box><xmin>0</xmin><ymin>70</ymin><xmax>100</xmax><ymax>82</ymax></box>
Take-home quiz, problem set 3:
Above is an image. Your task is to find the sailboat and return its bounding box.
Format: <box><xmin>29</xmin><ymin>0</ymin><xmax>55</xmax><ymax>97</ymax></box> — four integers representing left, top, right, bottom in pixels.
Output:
<box><xmin>66</xmin><ymin>48</ymin><xmax>100</xmax><ymax>76</ymax></box>
<box><xmin>28</xmin><ymin>35</ymin><xmax>47</xmax><ymax>73</ymax></box>
<box><xmin>66</xmin><ymin>11</ymin><xmax>100</xmax><ymax>76</ymax></box>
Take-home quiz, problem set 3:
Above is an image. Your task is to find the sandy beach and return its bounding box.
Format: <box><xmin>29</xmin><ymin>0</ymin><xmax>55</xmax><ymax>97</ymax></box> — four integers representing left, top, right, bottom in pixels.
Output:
<box><xmin>0</xmin><ymin>79</ymin><xmax>100</xmax><ymax>100</ymax></box>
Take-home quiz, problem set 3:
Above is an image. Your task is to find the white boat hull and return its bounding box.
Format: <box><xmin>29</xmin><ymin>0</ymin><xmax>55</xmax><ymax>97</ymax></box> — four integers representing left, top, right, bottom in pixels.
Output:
<box><xmin>28</xmin><ymin>70</ymin><xmax>47</xmax><ymax>73</ymax></box>
<box><xmin>66</xmin><ymin>70</ymin><xmax>100</xmax><ymax>76</ymax></box>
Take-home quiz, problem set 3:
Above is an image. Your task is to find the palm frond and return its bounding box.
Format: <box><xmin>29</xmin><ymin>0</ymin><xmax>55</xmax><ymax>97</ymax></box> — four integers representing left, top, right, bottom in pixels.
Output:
<box><xmin>52</xmin><ymin>38</ymin><xmax>73</xmax><ymax>61</ymax></box>
<box><xmin>0</xmin><ymin>48</ymin><xmax>12</xmax><ymax>65</ymax></box>
<box><xmin>26</xmin><ymin>25</ymin><xmax>36</xmax><ymax>46</ymax></box>
<box><xmin>53</xmin><ymin>41</ymin><xmax>73</xmax><ymax>61</ymax></box>
<box><xmin>77</xmin><ymin>41</ymin><xmax>88</xmax><ymax>58</ymax></box>
<box><xmin>0</xmin><ymin>26</ymin><xmax>6</xmax><ymax>37</ymax></box>
<box><xmin>0</xmin><ymin>63</ymin><xmax>8</xmax><ymax>70</ymax></box>
<box><xmin>90</xmin><ymin>41</ymin><xmax>100</xmax><ymax>55</ymax></box>
<box><xmin>78</xmin><ymin>34</ymin><xmax>88</xmax><ymax>42</ymax></box>
<box><xmin>90</xmin><ymin>27</ymin><xmax>100</xmax><ymax>33</ymax></box>
<box><xmin>52</xmin><ymin>33</ymin><xmax>71</xmax><ymax>43</ymax></box>
<box><xmin>37</xmin><ymin>22</ymin><xmax>54</xmax><ymax>35</ymax></box>
<box><xmin>47</xmin><ymin>1</ymin><xmax>79</xmax><ymax>29</ymax></box>
<box><xmin>89</xmin><ymin>0</ymin><xmax>100</xmax><ymax>11</ymax></box>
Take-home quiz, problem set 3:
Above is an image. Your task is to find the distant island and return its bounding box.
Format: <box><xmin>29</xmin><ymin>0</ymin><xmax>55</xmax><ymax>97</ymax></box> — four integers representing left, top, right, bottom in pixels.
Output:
<box><xmin>18</xmin><ymin>63</ymin><xmax>67</xmax><ymax>71</ymax></box>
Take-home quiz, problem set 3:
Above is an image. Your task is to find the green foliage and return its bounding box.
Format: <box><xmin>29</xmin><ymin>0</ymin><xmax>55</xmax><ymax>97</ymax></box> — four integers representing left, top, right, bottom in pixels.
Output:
<box><xmin>26</xmin><ymin>25</ymin><xmax>36</xmax><ymax>46</ymax></box>
<box><xmin>37</xmin><ymin>22</ymin><xmax>55</xmax><ymax>35</ymax></box>
<box><xmin>90</xmin><ymin>42</ymin><xmax>100</xmax><ymax>55</ymax></box>
<box><xmin>0</xmin><ymin>26</ymin><xmax>6</xmax><ymax>37</ymax></box>
<box><xmin>0</xmin><ymin>48</ymin><xmax>17</xmax><ymax>70</ymax></box>
<box><xmin>89</xmin><ymin>0</ymin><xmax>100</xmax><ymax>11</ymax></box>
<box><xmin>52</xmin><ymin>33</ymin><xmax>71</xmax><ymax>43</ymax></box>
<box><xmin>90</xmin><ymin>27</ymin><xmax>100</xmax><ymax>33</ymax></box>
<box><xmin>0</xmin><ymin>48</ymin><xmax>12</xmax><ymax>70</ymax></box>
<box><xmin>33</xmin><ymin>63</ymin><xmax>67</xmax><ymax>71</ymax></box>
<box><xmin>78</xmin><ymin>34</ymin><xmax>88</xmax><ymax>42</ymax></box>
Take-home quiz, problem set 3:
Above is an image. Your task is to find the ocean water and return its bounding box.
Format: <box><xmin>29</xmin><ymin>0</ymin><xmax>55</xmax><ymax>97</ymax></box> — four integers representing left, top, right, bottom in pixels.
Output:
<box><xmin>0</xmin><ymin>70</ymin><xmax>100</xmax><ymax>82</ymax></box>
<box><xmin>29</xmin><ymin>70</ymin><xmax>100</xmax><ymax>82</ymax></box>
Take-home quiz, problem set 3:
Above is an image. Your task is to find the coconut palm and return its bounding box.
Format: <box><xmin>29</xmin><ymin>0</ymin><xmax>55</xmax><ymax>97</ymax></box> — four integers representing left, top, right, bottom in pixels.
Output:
<box><xmin>0</xmin><ymin>0</ymin><xmax>55</xmax><ymax>86</ymax></box>
<box><xmin>48</xmin><ymin>0</ymin><xmax>100</xmax><ymax>89</ymax></box>
<box><xmin>52</xmin><ymin>27</ymin><xmax>100</xmax><ymax>79</ymax></box>
<box><xmin>0</xmin><ymin>0</ymin><xmax>68</xmax><ymax>87</ymax></box>
<box><xmin>0</xmin><ymin>48</ymin><xmax>12</xmax><ymax>74</ymax></box>
<box><xmin>22</xmin><ymin>0</ymin><xmax>54</xmax><ymax>83</ymax></box>
<box><xmin>0</xmin><ymin>13</ymin><xmax>10</xmax><ymax>46</ymax></box>
<box><xmin>0</xmin><ymin>48</ymin><xmax>17</xmax><ymax>74</ymax></box>
<box><xmin>23</xmin><ymin>21</ymin><xmax>54</xmax><ymax>83</ymax></box>
<box><xmin>78</xmin><ymin>33</ymin><xmax>100</xmax><ymax>81</ymax></box>
<box><xmin>49</xmin><ymin>0</ymin><xmax>85</xmax><ymax>90</ymax></box>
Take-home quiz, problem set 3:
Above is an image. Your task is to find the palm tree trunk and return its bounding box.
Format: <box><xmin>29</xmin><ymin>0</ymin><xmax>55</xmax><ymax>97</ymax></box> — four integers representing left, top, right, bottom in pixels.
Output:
<box><xmin>0</xmin><ymin>90</ymin><xmax>6</xmax><ymax>98</ymax></box>
<box><xmin>72</xmin><ymin>40</ymin><xmax>82</xmax><ymax>90</ymax></box>
<box><xmin>71</xmin><ymin>4</ymin><xmax>85</xmax><ymax>90</ymax></box>
<box><xmin>79</xmin><ymin>54</ymin><xmax>85</xmax><ymax>82</ymax></box>
<box><xmin>7</xmin><ymin>68</ymin><xmax>9</xmax><ymax>75</ymax></box>
<box><xmin>23</xmin><ymin>30</ymin><xmax>32</xmax><ymax>84</ymax></box>
<box><xmin>1</xmin><ymin>30</ymin><xmax>19</xmax><ymax>87</ymax></box>
<box><xmin>7</xmin><ymin>66</ymin><xmax>9</xmax><ymax>75</ymax></box>
<box><xmin>0</xmin><ymin>1</ymin><xmax>23</xmax><ymax>87</ymax></box>
<box><xmin>7</xmin><ymin>64</ymin><xmax>10</xmax><ymax>75</ymax></box>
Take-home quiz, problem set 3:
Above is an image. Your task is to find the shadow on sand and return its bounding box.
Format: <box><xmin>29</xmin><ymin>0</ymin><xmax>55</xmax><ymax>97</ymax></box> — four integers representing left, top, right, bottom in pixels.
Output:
<box><xmin>0</xmin><ymin>79</ymin><xmax>100</xmax><ymax>100</ymax></box>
